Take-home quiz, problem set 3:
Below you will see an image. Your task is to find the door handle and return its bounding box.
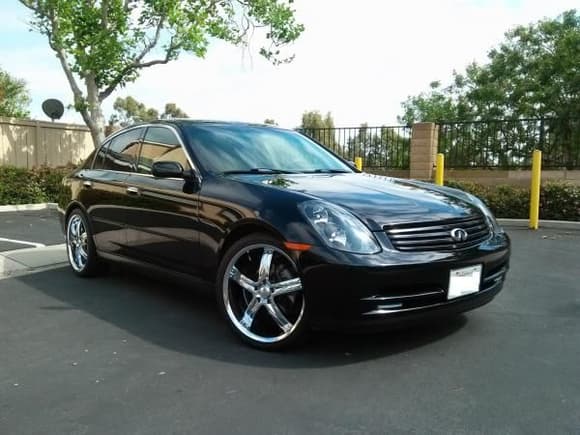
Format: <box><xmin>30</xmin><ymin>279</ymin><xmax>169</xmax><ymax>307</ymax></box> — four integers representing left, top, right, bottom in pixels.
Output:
<box><xmin>126</xmin><ymin>186</ymin><xmax>140</xmax><ymax>196</ymax></box>
<box><xmin>82</xmin><ymin>180</ymin><xmax>93</xmax><ymax>189</ymax></box>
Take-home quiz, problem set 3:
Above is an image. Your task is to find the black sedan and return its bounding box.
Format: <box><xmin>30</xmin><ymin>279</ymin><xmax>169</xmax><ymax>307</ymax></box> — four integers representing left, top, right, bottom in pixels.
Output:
<box><xmin>59</xmin><ymin>120</ymin><xmax>510</xmax><ymax>349</ymax></box>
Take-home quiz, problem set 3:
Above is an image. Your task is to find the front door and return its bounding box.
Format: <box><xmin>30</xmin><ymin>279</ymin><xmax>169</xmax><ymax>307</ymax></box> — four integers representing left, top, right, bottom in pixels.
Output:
<box><xmin>124</xmin><ymin>126</ymin><xmax>200</xmax><ymax>274</ymax></box>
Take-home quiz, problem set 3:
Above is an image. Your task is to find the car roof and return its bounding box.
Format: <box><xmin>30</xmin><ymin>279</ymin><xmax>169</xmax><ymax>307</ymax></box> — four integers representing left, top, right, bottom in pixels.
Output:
<box><xmin>153</xmin><ymin>119</ymin><xmax>288</xmax><ymax>130</ymax></box>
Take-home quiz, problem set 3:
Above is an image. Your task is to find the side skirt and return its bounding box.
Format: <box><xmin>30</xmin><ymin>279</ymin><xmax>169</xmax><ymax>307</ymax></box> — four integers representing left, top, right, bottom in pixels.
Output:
<box><xmin>97</xmin><ymin>250</ymin><xmax>214</xmax><ymax>291</ymax></box>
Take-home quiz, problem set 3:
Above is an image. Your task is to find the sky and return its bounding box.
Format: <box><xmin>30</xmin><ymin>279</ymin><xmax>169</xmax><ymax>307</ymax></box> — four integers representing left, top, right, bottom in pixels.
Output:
<box><xmin>0</xmin><ymin>0</ymin><xmax>577</xmax><ymax>129</ymax></box>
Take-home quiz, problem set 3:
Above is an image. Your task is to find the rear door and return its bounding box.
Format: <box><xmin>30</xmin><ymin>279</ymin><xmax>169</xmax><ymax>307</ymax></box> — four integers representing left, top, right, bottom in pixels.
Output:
<box><xmin>124</xmin><ymin>126</ymin><xmax>200</xmax><ymax>273</ymax></box>
<box><xmin>78</xmin><ymin>127</ymin><xmax>144</xmax><ymax>254</ymax></box>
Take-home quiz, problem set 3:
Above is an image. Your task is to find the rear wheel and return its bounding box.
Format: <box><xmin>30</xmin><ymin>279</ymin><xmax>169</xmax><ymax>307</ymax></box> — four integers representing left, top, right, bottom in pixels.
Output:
<box><xmin>217</xmin><ymin>234</ymin><xmax>308</xmax><ymax>350</ymax></box>
<box><xmin>65</xmin><ymin>209</ymin><xmax>102</xmax><ymax>277</ymax></box>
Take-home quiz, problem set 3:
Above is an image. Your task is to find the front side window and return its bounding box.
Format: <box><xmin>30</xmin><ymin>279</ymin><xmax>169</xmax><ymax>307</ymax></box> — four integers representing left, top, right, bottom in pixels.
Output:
<box><xmin>183</xmin><ymin>125</ymin><xmax>352</xmax><ymax>174</ymax></box>
<box><xmin>103</xmin><ymin>128</ymin><xmax>144</xmax><ymax>172</ymax></box>
<box><xmin>138</xmin><ymin>127</ymin><xmax>191</xmax><ymax>174</ymax></box>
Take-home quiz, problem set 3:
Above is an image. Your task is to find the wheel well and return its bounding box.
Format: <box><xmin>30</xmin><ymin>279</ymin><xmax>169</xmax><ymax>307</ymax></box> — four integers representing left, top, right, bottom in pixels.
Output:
<box><xmin>218</xmin><ymin>223</ymin><xmax>281</xmax><ymax>262</ymax></box>
<box><xmin>64</xmin><ymin>203</ymin><xmax>82</xmax><ymax>223</ymax></box>
<box><xmin>64</xmin><ymin>203</ymin><xmax>94</xmax><ymax>234</ymax></box>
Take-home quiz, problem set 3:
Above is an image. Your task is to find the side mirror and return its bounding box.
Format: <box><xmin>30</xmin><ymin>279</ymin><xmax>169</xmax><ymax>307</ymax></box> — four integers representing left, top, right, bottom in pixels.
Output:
<box><xmin>152</xmin><ymin>161</ymin><xmax>185</xmax><ymax>178</ymax></box>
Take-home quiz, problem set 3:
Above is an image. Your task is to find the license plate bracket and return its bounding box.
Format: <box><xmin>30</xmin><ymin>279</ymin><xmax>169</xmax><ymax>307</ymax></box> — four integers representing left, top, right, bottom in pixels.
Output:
<box><xmin>448</xmin><ymin>265</ymin><xmax>482</xmax><ymax>300</ymax></box>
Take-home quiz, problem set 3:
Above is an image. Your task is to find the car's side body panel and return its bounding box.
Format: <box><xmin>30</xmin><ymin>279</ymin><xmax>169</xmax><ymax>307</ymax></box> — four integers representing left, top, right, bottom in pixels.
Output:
<box><xmin>123</xmin><ymin>173</ymin><xmax>200</xmax><ymax>274</ymax></box>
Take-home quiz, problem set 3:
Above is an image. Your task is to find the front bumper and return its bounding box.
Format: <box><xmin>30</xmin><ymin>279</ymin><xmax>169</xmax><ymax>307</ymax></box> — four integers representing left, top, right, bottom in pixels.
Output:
<box><xmin>299</xmin><ymin>232</ymin><xmax>510</xmax><ymax>330</ymax></box>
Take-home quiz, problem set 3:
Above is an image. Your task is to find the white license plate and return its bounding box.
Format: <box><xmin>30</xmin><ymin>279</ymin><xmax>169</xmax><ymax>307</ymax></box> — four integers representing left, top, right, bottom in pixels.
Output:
<box><xmin>447</xmin><ymin>265</ymin><xmax>482</xmax><ymax>300</ymax></box>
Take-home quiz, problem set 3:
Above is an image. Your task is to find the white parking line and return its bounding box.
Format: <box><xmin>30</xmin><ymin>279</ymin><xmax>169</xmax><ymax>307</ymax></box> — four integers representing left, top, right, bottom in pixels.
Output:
<box><xmin>0</xmin><ymin>237</ymin><xmax>46</xmax><ymax>248</ymax></box>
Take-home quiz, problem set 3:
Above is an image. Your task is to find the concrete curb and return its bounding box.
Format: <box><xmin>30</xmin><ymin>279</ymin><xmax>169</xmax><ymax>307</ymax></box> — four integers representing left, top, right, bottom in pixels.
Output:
<box><xmin>0</xmin><ymin>244</ymin><xmax>67</xmax><ymax>279</ymax></box>
<box><xmin>498</xmin><ymin>218</ymin><xmax>580</xmax><ymax>231</ymax></box>
<box><xmin>0</xmin><ymin>203</ymin><xmax>58</xmax><ymax>213</ymax></box>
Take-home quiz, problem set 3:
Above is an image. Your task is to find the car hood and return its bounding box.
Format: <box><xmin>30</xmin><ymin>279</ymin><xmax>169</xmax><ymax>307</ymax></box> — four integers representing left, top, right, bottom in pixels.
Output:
<box><xmin>226</xmin><ymin>173</ymin><xmax>481</xmax><ymax>231</ymax></box>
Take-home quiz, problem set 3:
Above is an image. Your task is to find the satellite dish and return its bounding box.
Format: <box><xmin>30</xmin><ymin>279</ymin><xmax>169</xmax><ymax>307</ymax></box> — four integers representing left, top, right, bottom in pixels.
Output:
<box><xmin>42</xmin><ymin>99</ymin><xmax>65</xmax><ymax>122</ymax></box>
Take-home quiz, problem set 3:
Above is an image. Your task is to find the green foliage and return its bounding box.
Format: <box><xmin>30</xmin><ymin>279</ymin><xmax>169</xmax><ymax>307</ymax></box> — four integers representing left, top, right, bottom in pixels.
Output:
<box><xmin>540</xmin><ymin>181</ymin><xmax>580</xmax><ymax>220</ymax></box>
<box><xmin>20</xmin><ymin>0</ymin><xmax>303</xmax><ymax>145</ymax></box>
<box><xmin>445</xmin><ymin>180</ymin><xmax>580</xmax><ymax>221</ymax></box>
<box><xmin>300</xmin><ymin>110</ymin><xmax>336</xmax><ymax>149</ymax></box>
<box><xmin>0</xmin><ymin>166</ymin><xmax>71</xmax><ymax>205</ymax></box>
<box><xmin>301</xmin><ymin>110</ymin><xmax>335</xmax><ymax>130</ymax></box>
<box><xmin>0</xmin><ymin>167</ymin><xmax>46</xmax><ymax>204</ymax></box>
<box><xmin>399</xmin><ymin>10</ymin><xmax>580</xmax><ymax>124</ymax></box>
<box><xmin>346</xmin><ymin>124</ymin><xmax>409</xmax><ymax>169</ymax></box>
<box><xmin>23</xmin><ymin>0</ymin><xmax>303</xmax><ymax>91</ymax></box>
<box><xmin>110</xmin><ymin>96</ymin><xmax>159</xmax><ymax>127</ymax></box>
<box><xmin>0</xmin><ymin>67</ymin><xmax>31</xmax><ymax>118</ymax></box>
<box><xmin>264</xmin><ymin>118</ymin><xmax>277</xmax><ymax>125</ymax></box>
<box><xmin>109</xmin><ymin>96</ymin><xmax>188</xmax><ymax>127</ymax></box>
<box><xmin>161</xmin><ymin>103</ymin><xmax>188</xmax><ymax>120</ymax></box>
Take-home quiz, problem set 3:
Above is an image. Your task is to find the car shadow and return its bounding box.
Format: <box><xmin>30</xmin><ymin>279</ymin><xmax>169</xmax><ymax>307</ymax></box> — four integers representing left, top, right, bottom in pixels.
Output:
<box><xmin>18</xmin><ymin>265</ymin><xmax>468</xmax><ymax>368</ymax></box>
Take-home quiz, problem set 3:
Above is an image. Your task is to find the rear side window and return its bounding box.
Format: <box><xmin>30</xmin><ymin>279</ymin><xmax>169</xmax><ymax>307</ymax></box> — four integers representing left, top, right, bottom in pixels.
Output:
<box><xmin>138</xmin><ymin>127</ymin><xmax>191</xmax><ymax>174</ymax></box>
<box><xmin>92</xmin><ymin>141</ymin><xmax>111</xmax><ymax>169</ymax></box>
<box><xmin>103</xmin><ymin>128</ymin><xmax>144</xmax><ymax>172</ymax></box>
<box><xmin>81</xmin><ymin>149</ymin><xmax>96</xmax><ymax>169</ymax></box>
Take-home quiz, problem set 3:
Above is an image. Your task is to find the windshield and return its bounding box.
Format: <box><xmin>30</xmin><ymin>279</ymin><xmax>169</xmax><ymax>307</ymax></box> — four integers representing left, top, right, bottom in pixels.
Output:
<box><xmin>183</xmin><ymin>124</ymin><xmax>353</xmax><ymax>174</ymax></box>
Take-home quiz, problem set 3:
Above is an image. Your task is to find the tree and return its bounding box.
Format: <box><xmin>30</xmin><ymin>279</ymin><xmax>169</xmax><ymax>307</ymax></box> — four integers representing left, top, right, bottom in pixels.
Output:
<box><xmin>346</xmin><ymin>123</ymin><xmax>410</xmax><ymax>169</ymax></box>
<box><xmin>399</xmin><ymin>10</ymin><xmax>580</xmax><ymax>168</ymax></box>
<box><xmin>20</xmin><ymin>1</ymin><xmax>304</xmax><ymax>148</ymax></box>
<box><xmin>300</xmin><ymin>110</ymin><xmax>337</xmax><ymax>150</ymax></box>
<box><xmin>301</xmin><ymin>110</ymin><xmax>335</xmax><ymax>130</ymax></box>
<box><xmin>162</xmin><ymin>103</ymin><xmax>188</xmax><ymax>120</ymax></box>
<box><xmin>0</xmin><ymin>67</ymin><xmax>31</xmax><ymax>118</ymax></box>
<box><xmin>264</xmin><ymin>118</ymin><xmax>277</xmax><ymax>125</ymax></box>
<box><xmin>109</xmin><ymin>96</ymin><xmax>189</xmax><ymax>127</ymax></box>
<box><xmin>399</xmin><ymin>10</ymin><xmax>580</xmax><ymax>124</ymax></box>
<box><xmin>109</xmin><ymin>96</ymin><xmax>158</xmax><ymax>128</ymax></box>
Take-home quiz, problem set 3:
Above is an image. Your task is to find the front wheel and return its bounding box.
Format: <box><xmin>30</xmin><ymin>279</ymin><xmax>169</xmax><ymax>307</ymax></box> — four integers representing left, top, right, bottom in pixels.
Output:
<box><xmin>217</xmin><ymin>234</ymin><xmax>308</xmax><ymax>350</ymax></box>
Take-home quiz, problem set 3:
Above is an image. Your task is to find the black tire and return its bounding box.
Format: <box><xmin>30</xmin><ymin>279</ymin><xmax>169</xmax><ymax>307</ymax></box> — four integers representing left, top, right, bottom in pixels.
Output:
<box><xmin>65</xmin><ymin>208</ymin><xmax>103</xmax><ymax>277</ymax></box>
<box><xmin>216</xmin><ymin>233</ymin><xmax>309</xmax><ymax>350</ymax></box>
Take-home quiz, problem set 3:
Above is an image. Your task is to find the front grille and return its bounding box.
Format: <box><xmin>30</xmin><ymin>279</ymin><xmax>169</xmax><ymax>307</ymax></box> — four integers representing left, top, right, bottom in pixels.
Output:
<box><xmin>384</xmin><ymin>214</ymin><xmax>491</xmax><ymax>252</ymax></box>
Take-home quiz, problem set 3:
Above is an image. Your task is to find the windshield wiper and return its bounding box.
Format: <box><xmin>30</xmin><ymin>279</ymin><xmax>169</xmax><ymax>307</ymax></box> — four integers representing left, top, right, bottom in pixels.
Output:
<box><xmin>221</xmin><ymin>168</ymin><xmax>298</xmax><ymax>175</ymax></box>
<box><xmin>305</xmin><ymin>169</ymin><xmax>351</xmax><ymax>174</ymax></box>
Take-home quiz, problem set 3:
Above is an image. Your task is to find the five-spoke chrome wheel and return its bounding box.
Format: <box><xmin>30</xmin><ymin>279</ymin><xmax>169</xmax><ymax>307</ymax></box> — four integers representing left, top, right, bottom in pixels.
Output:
<box><xmin>222</xmin><ymin>242</ymin><xmax>305</xmax><ymax>345</ymax></box>
<box><xmin>66</xmin><ymin>214</ymin><xmax>89</xmax><ymax>272</ymax></box>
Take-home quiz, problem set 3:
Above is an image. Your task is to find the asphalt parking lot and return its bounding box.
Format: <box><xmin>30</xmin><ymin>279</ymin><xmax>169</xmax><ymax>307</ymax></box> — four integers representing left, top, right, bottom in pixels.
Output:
<box><xmin>0</xmin><ymin>224</ymin><xmax>579</xmax><ymax>434</ymax></box>
<box><xmin>0</xmin><ymin>209</ymin><xmax>63</xmax><ymax>251</ymax></box>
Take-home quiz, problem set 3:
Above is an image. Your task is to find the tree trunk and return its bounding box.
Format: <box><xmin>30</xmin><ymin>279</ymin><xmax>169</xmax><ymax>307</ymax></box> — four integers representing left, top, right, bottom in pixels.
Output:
<box><xmin>86</xmin><ymin>73</ymin><xmax>106</xmax><ymax>148</ymax></box>
<box><xmin>87</xmin><ymin>111</ymin><xmax>106</xmax><ymax>149</ymax></box>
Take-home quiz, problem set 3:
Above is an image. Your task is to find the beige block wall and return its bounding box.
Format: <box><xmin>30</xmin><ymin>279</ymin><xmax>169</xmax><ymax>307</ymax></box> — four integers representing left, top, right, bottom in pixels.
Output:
<box><xmin>0</xmin><ymin>117</ymin><xmax>94</xmax><ymax>169</ymax></box>
<box><xmin>409</xmin><ymin>122</ymin><xmax>438</xmax><ymax>179</ymax></box>
<box><xmin>446</xmin><ymin>169</ymin><xmax>580</xmax><ymax>186</ymax></box>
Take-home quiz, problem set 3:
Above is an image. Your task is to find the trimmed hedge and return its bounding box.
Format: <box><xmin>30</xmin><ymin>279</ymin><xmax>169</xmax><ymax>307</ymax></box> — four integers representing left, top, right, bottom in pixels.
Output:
<box><xmin>446</xmin><ymin>180</ymin><xmax>580</xmax><ymax>221</ymax></box>
<box><xmin>1</xmin><ymin>166</ymin><xmax>579</xmax><ymax>221</ymax></box>
<box><xmin>0</xmin><ymin>166</ymin><xmax>72</xmax><ymax>205</ymax></box>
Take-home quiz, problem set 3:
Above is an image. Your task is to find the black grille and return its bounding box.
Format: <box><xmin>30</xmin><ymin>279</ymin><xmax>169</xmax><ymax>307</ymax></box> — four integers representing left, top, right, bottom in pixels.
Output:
<box><xmin>384</xmin><ymin>214</ymin><xmax>491</xmax><ymax>252</ymax></box>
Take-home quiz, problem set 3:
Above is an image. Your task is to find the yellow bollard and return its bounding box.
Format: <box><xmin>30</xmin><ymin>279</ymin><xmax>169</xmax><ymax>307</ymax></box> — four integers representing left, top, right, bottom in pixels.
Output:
<box><xmin>435</xmin><ymin>153</ymin><xmax>445</xmax><ymax>186</ymax></box>
<box><xmin>529</xmin><ymin>149</ymin><xmax>542</xmax><ymax>230</ymax></box>
<box><xmin>355</xmin><ymin>157</ymin><xmax>363</xmax><ymax>171</ymax></box>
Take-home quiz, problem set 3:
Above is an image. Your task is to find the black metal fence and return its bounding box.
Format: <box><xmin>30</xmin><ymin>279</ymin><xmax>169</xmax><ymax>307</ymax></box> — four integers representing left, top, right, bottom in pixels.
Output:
<box><xmin>299</xmin><ymin>125</ymin><xmax>411</xmax><ymax>169</ymax></box>
<box><xmin>438</xmin><ymin>118</ymin><xmax>580</xmax><ymax>169</ymax></box>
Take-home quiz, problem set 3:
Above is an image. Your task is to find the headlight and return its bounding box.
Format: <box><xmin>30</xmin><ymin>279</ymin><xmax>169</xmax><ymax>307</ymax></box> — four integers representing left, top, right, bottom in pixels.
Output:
<box><xmin>467</xmin><ymin>193</ymin><xmax>503</xmax><ymax>233</ymax></box>
<box><xmin>298</xmin><ymin>200</ymin><xmax>381</xmax><ymax>254</ymax></box>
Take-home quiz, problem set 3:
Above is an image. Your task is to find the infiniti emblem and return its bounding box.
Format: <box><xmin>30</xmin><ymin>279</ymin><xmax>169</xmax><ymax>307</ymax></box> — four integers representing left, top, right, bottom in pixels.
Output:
<box><xmin>450</xmin><ymin>228</ymin><xmax>468</xmax><ymax>242</ymax></box>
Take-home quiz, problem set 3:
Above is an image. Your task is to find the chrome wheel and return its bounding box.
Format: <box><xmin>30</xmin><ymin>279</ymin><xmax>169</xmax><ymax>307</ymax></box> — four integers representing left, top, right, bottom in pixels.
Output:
<box><xmin>66</xmin><ymin>214</ymin><xmax>89</xmax><ymax>272</ymax></box>
<box><xmin>223</xmin><ymin>243</ymin><xmax>305</xmax><ymax>344</ymax></box>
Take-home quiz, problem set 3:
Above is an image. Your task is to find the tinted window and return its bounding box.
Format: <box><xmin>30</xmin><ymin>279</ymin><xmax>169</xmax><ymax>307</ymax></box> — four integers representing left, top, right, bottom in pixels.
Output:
<box><xmin>183</xmin><ymin>125</ymin><xmax>352</xmax><ymax>174</ymax></box>
<box><xmin>138</xmin><ymin>127</ymin><xmax>191</xmax><ymax>174</ymax></box>
<box><xmin>103</xmin><ymin>128</ymin><xmax>143</xmax><ymax>172</ymax></box>
<box><xmin>92</xmin><ymin>141</ymin><xmax>111</xmax><ymax>169</ymax></box>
